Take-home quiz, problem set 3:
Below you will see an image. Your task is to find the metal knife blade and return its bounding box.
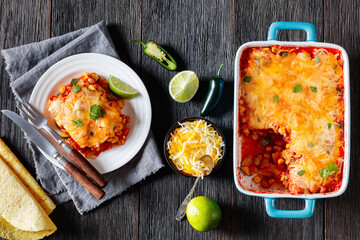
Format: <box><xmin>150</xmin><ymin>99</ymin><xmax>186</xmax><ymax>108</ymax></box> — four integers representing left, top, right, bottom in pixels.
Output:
<box><xmin>1</xmin><ymin>110</ymin><xmax>105</xmax><ymax>199</ymax></box>
<box><xmin>2</xmin><ymin>110</ymin><xmax>65</xmax><ymax>165</ymax></box>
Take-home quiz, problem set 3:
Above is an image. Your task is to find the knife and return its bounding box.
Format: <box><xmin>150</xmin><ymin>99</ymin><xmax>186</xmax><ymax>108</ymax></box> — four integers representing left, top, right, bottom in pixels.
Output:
<box><xmin>1</xmin><ymin>110</ymin><xmax>105</xmax><ymax>200</ymax></box>
<box><xmin>19</xmin><ymin>100</ymin><xmax>107</xmax><ymax>188</ymax></box>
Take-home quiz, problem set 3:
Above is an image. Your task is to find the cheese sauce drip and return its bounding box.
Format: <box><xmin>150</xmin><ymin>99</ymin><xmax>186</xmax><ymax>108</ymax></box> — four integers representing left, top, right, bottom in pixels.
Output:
<box><xmin>167</xmin><ymin>120</ymin><xmax>224</xmax><ymax>177</ymax></box>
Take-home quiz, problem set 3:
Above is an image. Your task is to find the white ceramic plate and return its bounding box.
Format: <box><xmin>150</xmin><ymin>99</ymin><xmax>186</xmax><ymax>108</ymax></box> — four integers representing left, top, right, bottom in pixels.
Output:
<box><xmin>30</xmin><ymin>53</ymin><xmax>152</xmax><ymax>174</ymax></box>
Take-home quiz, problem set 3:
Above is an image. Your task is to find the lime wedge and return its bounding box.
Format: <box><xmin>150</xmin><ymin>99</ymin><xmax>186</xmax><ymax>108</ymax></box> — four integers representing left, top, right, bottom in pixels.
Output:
<box><xmin>169</xmin><ymin>71</ymin><xmax>199</xmax><ymax>103</ymax></box>
<box><xmin>108</xmin><ymin>75</ymin><xmax>139</xmax><ymax>99</ymax></box>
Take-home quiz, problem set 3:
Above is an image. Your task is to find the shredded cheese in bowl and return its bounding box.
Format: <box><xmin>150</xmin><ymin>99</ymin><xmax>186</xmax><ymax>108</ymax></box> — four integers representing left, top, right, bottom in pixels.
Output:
<box><xmin>166</xmin><ymin>119</ymin><xmax>225</xmax><ymax>177</ymax></box>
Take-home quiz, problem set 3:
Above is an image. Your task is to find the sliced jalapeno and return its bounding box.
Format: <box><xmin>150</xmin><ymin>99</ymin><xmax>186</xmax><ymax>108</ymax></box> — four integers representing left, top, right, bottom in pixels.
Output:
<box><xmin>130</xmin><ymin>39</ymin><xmax>177</xmax><ymax>71</ymax></box>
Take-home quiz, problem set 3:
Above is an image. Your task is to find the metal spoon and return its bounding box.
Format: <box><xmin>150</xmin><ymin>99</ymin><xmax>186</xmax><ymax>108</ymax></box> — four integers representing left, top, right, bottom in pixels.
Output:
<box><xmin>175</xmin><ymin>155</ymin><xmax>214</xmax><ymax>222</ymax></box>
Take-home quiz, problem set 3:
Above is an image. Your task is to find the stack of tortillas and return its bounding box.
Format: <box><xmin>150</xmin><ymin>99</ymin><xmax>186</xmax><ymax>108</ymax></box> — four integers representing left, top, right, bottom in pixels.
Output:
<box><xmin>0</xmin><ymin>138</ymin><xmax>56</xmax><ymax>240</ymax></box>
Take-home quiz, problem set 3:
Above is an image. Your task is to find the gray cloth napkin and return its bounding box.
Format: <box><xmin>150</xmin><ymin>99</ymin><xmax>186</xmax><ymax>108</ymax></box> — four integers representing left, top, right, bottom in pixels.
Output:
<box><xmin>1</xmin><ymin>21</ymin><xmax>164</xmax><ymax>214</ymax></box>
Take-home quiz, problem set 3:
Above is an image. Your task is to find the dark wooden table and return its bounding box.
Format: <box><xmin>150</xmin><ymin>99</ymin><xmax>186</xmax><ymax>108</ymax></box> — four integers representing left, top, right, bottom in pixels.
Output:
<box><xmin>1</xmin><ymin>0</ymin><xmax>359</xmax><ymax>239</ymax></box>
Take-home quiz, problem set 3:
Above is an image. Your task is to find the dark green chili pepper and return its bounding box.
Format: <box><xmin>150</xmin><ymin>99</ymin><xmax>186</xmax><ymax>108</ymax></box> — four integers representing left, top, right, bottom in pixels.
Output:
<box><xmin>129</xmin><ymin>39</ymin><xmax>177</xmax><ymax>71</ymax></box>
<box><xmin>200</xmin><ymin>64</ymin><xmax>225</xmax><ymax>117</ymax></box>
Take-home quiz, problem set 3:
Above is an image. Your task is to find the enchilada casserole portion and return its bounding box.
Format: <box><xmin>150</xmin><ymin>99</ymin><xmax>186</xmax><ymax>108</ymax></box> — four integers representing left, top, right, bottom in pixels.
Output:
<box><xmin>239</xmin><ymin>46</ymin><xmax>344</xmax><ymax>194</ymax></box>
<box><xmin>48</xmin><ymin>72</ymin><xmax>130</xmax><ymax>158</ymax></box>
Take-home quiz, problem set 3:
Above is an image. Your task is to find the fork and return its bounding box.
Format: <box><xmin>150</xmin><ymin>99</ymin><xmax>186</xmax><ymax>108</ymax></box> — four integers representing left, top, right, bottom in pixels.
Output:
<box><xmin>19</xmin><ymin>99</ymin><xmax>108</xmax><ymax>188</ymax></box>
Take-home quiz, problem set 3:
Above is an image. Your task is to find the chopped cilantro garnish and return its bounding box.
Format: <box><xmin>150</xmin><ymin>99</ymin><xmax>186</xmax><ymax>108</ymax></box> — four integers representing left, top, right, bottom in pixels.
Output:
<box><xmin>243</xmin><ymin>76</ymin><xmax>251</xmax><ymax>82</ymax></box>
<box><xmin>56</xmin><ymin>93</ymin><xmax>61</xmax><ymax>96</ymax></box>
<box><xmin>90</xmin><ymin>132</ymin><xmax>94</xmax><ymax>136</ymax></box>
<box><xmin>70</xmin><ymin>78</ymin><xmax>79</xmax><ymax>85</ymax></box>
<box><xmin>293</xmin><ymin>84</ymin><xmax>302</xmax><ymax>93</ymax></box>
<box><xmin>261</xmin><ymin>138</ymin><xmax>271</xmax><ymax>147</ymax></box>
<box><xmin>90</xmin><ymin>104</ymin><xmax>106</xmax><ymax>120</ymax></box>
<box><xmin>72</xmin><ymin>119</ymin><xmax>83</xmax><ymax>127</ymax></box>
<box><xmin>72</xmin><ymin>85</ymin><xmax>81</xmax><ymax>93</ymax></box>
<box><xmin>336</xmin><ymin>87</ymin><xmax>341</xmax><ymax>92</ymax></box>
<box><xmin>327</xmin><ymin>123</ymin><xmax>332</xmax><ymax>129</ymax></box>
<box><xmin>273</xmin><ymin>94</ymin><xmax>279</xmax><ymax>103</ymax></box>
<box><xmin>320</xmin><ymin>162</ymin><xmax>338</xmax><ymax>179</ymax></box>
<box><xmin>297</xmin><ymin>170</ymin><xmax>305</xmax><ymax>176</ymax></box>
<box><xmin>337</xmin><ymin>122</ymin><xmax>343</xmax><ymax>128</ymax></box>
<box><xmin>315</xmin><ymin>56</ymin><xmax>320</xmax><ymax>63</ymax></box>
<box><xmin>310</xmin><ymin>86</ymin><xmax>317</xmax><ymax>93</ymax></box>
<box><xmin>308</xmin><ymin>142</ymin><xmax>314</xmax><ymax>148</ymax></box>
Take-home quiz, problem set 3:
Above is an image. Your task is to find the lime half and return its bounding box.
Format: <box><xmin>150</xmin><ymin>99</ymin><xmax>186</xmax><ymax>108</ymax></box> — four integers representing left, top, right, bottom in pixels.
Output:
<box><xmin>108</xmin><ymin>74</ymin><xmax>139</xmax><ymax>99</ymax></box>
<box><xmin>186</xmin><ymin>196</ymin><xmax>221</xmax><ymax>232</ymax></box>
<box><xmin>169</xmin><ymin>71</ymin><xmax>199</xmax><ymax>103</ymax></box>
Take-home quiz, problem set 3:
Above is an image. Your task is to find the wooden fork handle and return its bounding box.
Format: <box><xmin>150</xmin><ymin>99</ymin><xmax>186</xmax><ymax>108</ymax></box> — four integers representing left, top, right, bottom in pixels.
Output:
<box><xmin>68</xmin><ymin>149</ymin><xmax>108</xmax><ymax>188</ymax></box>
<box><xmin>64</xmin><ymin>161</ymin><xmax>105</xmax><ymax>200</ymax></box>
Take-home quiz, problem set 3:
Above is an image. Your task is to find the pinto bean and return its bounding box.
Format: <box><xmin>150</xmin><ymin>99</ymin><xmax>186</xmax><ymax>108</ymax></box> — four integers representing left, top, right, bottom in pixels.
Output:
<box><xmin>274</xmin><ymin>140</ymin><xmax>285</xmax><ymax>147</ymax></box>
<box><xmin>260</xmin><ymin>159</ymin><xmax>270</xmax><ymax>169</ymax></box>
<box><xmin>251</xmin><ymin>133</ymin><xmax>259</xmax><ymax>141</ymax></box>
<box><xmin>242</xmin><ymin>128</ymin><xmax>250</xmax><ymax>136</ymax></box>
<box><xmin>265</xmin><ymin>146</ymin><xmax>273</xmax><ymax>152</ymax></box>
<box><xmin>254</xmin><ymin>155</ymin><xmax>262</xmax><ymax>166</ymax></box>
<box><xmin>273</xmin><ymin>146</ymin><xmax>283</xmax><ymax>152</ymax></box>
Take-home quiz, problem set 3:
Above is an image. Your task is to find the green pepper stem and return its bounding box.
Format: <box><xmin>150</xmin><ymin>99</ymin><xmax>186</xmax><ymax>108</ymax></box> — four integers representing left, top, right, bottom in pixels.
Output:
<box><xmin>129</xmin><ymin>39</ymin><xmax>146</xmax><ymax>47</ymax></box>
<box><xmin>217</xmin><ymin>64</ymin><xmax>224</xmax><ymax>77</ymax></box>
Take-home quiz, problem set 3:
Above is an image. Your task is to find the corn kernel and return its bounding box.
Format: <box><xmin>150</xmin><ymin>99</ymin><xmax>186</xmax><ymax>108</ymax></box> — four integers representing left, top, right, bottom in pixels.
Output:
<box><xmin>88</xmin><ymin>85</ymin><xmax>95</xmax><ymax>91</ymax></box>
<box><xmin>241</xmin><ymin>167</ymin><xmax>251</xmax><ymax>176</ymax></box>
<box><xmin>60</xmin><ymin>86</ymin><xmax>66</xmax><ymax>93</ymax></box>
<box><xmin>253</xmin><ymin>175</ymin><xmax>261</xmax><ymax>183</ymax></box>
<box><xmin>91</xmin><ymin>73</ymin><xmax>99</xmax><ymax>81</ymax></box>
<box><xmin>280</xmin><ymin>174</ymin><xmax>285</xmax><ymax>182</ymax></box>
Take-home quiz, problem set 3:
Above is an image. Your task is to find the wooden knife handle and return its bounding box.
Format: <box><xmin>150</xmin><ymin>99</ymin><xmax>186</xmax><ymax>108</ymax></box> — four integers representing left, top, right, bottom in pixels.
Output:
<box><xmin>64</xmin><ymin>162</ymin><xmax>105</xmax><ymax>200</ymax></box>
<box><xmin>68</xmin><ymin>149</ymin><xmax>108</xmax><ymax>188</ymax></box>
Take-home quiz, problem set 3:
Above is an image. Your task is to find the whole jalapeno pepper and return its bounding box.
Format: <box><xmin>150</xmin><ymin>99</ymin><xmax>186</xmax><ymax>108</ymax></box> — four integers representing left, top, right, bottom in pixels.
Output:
<box><xmin>129</xmin><ymin>39</ymin><xmax>177</xmax><ymax>71</ymax></box>
<box><xmin>200</xmin><ymin>64</ymin><xmax>225</xmax><ymax>116</ymax></box>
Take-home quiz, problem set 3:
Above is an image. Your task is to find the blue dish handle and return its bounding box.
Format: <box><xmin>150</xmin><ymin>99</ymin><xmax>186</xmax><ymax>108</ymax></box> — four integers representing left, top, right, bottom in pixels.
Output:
<box><xmin>267</xmin><ymin>22</ymin><xmax>317</xmax><ymax>42</ymax></box>
<box><xmin>264</xmin><ymin>198</ymin><xmax>316</xmax><ymax>218</ymax></box>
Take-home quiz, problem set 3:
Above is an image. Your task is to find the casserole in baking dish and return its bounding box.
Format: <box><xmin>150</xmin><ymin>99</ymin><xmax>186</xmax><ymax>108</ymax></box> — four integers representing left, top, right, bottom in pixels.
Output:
<box><xmin>233</xmin><ymin>22</ymin><xmax>350</xmax><ymax>218</ymax></box>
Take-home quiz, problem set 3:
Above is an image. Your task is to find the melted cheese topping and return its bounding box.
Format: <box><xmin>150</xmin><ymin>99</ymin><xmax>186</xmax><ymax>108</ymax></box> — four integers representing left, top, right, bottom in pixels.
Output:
<box><xmin>167</xmin><ymin>120</ymin><xmax>224</xmax><ymax>176</ymax></box>
<box><xmin>48</xmin><ymin>74</ymin><xmax>126</xmax><ymax>149</ymax></box>
<box><xmin>241</xmin><ymin>47</ymin><xmax>344</xmax><ymax>194</ymax></box>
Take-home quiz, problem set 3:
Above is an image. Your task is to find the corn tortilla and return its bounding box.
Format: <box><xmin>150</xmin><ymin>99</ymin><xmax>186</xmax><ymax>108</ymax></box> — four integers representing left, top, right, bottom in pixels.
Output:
<box><xmin>0</xmin><ymin>139</ymin><xmax>57</xmax><ymax>239</ymax></box>
<box><xmin>0</xmin><ymin>138</ymin><xmax>55</xmax><ymax>215</ymax></box>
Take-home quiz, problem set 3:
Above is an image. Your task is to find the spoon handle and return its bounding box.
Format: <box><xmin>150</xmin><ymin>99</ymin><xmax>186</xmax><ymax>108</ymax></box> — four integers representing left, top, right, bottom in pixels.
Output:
<box><xmin>175</xmin><ymin>176</ymin><xmax>201</xmax><ymax>221</ymax></box>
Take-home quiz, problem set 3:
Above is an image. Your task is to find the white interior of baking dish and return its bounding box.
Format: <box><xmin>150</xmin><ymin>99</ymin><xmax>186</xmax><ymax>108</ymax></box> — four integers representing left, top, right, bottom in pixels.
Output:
<box><xmin>233</xmin><ymin>41</ymin><xmax>350</xmax><ymax>199</ymax></box>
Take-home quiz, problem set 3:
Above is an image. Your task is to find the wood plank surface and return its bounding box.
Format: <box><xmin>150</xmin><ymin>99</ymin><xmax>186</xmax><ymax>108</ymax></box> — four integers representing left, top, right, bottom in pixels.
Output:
<box><xmin>324</xmin><ymin>0</ymin><xmax>360</xmax><ymax>239</ymax></box>
<box><xmin>0</xmin><ymin>0</ymin><xmax>358</xmax><ymax>239</ymax></box>
<box><xmin>0</xmin><ymin>0</ymin><xmax>51</xmax><ymax>175</ymax></box>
